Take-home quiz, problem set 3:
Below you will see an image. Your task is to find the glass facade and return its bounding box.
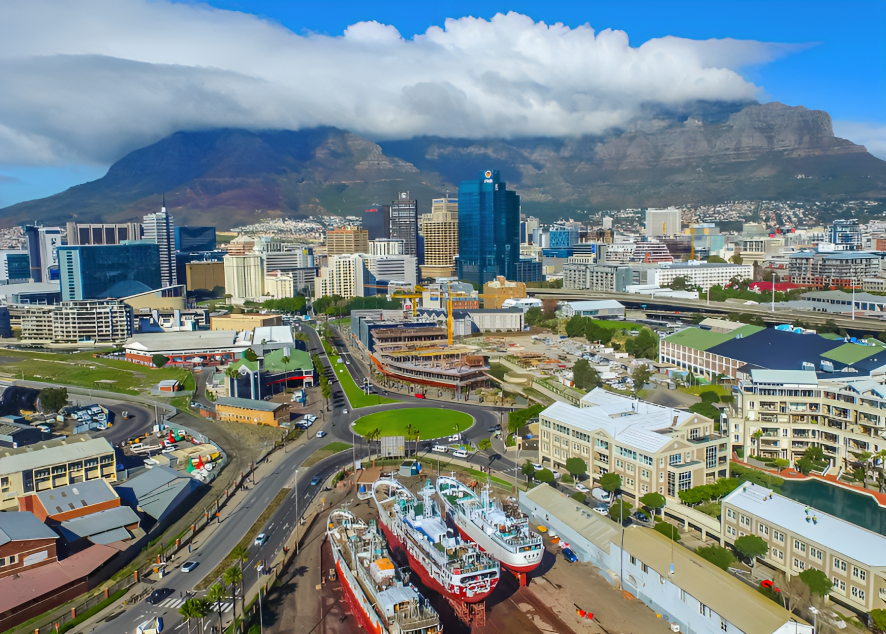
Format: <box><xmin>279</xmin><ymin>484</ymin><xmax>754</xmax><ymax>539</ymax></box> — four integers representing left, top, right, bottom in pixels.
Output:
<box><xmin>175</xmin><ymin>226</ymin><xmax>217</xmax><ymax>253</ymax></box>
<box><xmin>362</xmin><ymin>206</ymin><xmax>388</xmax><ymax>241</ymax></box>
<box><xmin>456</xmin><ymin>170</ymin><xmax>520</xmax><ymax>286</ymax></box>
<box><xmin>388</xmin><ymin>193</ymin><xmax>418</xmax><ymax>256</ymax></box>
<box><xmin>58</xmin><ymin>243</ymin><xmax>162</xmax><ymax>300</ymax></box>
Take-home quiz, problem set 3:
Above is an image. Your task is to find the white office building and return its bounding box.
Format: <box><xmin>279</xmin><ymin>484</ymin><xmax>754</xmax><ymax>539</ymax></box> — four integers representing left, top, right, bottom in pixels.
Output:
<box><xmin>143</xmin><ymin>208</ymin><xmax>177</xmax><ymax>287</ymax></box>
<box><xmin>314</xmin><ymin>254</ymin><xmax>366</xmax><ymax>299</ymax></box>
<box><xmin>648</xmin><ymin>261</ymin><xmax>753</xmax><ymax>291</ymax></box>
<box><xmin>264</xmin><ymin>271</ymin><xmax>295</xmax><ymax>299</ymax></box>
<box><xmin>369</xmin><ymin>239</ymin><xmax>406</xmax><ymax>256</ymax></box>
<box><xmin>645</xmin><ymin>207</ymin><xmax>682</xmax><ymax>238</ymax></box>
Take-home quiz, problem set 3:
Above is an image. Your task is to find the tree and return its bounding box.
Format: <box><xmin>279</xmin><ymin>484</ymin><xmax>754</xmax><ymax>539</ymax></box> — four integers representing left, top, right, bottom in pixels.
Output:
<box><xmin>232</xmin><ymin>544</ymin><xmax>250</xmax><ymax>615</ymax></box>
<box><xmin>223</xmin><ymin>565</ymin><xmax>243</xmax><ymax>633</ymax></box>
<box><xmin>669</xmin><ymin>276</ymin><xmax>689</xmax><ymax>290</ymax></box>
<box><xmin>477</xmin><ymin>438</ymin><xmax>492</xmax><ymax>451</ymax></box>
<box><xmin>729</xmin><ymin>254</ymin><xmax>744</xmax><ymax>264</ymax></box>
<box><xmin>179</xmin><ymin>598</ymin><xmax>200</xmax><ymax>634</ymax></box>
<box><xmin>564</xmin><ymin>457</ymin><xmax>587</xmax><ymax>480</ymax></box>
<box><xmin>751</xmin><ymin>430</ymin><xmax>764</xmax><ymax>455</ymax></box>
<box><xmin>599</xmin><ymin>472</ymin><xmax>621</xmax><ymax>496</ymax></box>
<box><xmin>871</xmin><ymin>609</ymin><xmax>886</xmax><ymax>633</ymax></box>
<box><xmin>804</xmin><ymin>446</ymin><xmax>824</xmax><ymax>462</ymax></box>
<box><xmin>779</xmin><ymin>573</ymin><xmax>810</xmax><ymax>615</ymax></box>
<box><xmin>536</xmin><ymin>468</ymin><xmax>555</xmax><ymax>484</ymax></box>
<box><xmin>207</xmin><ymin>583</ymin><xmax>227</xmax><ymax>633</ymax></box>
<box><xmin>853</xmin><ymin>467</ymin><xmax>867</xmax><ymax>486</ymax></box>
<box><xmin>798</xmin><ymin>567</ymin><xmax>833</xmax><ymax>598</ymax></box>
<box><xmin>565</xmin><ymin>315</ymin><xmax>587</xmax><ymax>338</ymax></box>
<box><xmin>696</xmin><ymin>544</ymin><xmax>735</xmax><ymax>570</ymax></box>
<box><xmin>654</xmin><ymin>522</ymin><xmax>681</xmax><ymax>541</ymax></box>
<box><xmin>152</xmin><ymin>354</ymin><xmax>169</xmax><ymax>368</ymax></box>
<box><xmin>243</xmin><ymin>348</ymin><xmax>258</xmax><ymax>363</ymax></box>
<box><xmin>699</xmin><ymin>390</ymin><xmax>720</xmax><ymax>403</ymax></box>
<box><xmin>796</xmin><ymin>457</ymin><xmax>814</xmax><ymax>475</ymax></box>
<box><xmin>771</xmin><ymin>458</ymin><xmax>789</xmax><ymax>472</ymax></box>
<box><xmin>572</xmin><ymin>359</ymin><xmax>601</xmax><ymax>391</ymax></box>
<box><xmin>38</xmin><ymin>387</ymin><xmax>68</xmax><ymax>413</ymax></box>
<box><xmin>733</xmin><ymin>535</ymin><xmax>768</xmax><ymax>567</ymax></box>
<box><xmin>639</xmin><ymin>492</ymin><xmax>666</xmax><ymax>517</ymax></box>
<box><xmin>525</xmin><ymin>307</ymin><xmax>544</xmax><ymax>327</ymax></box>
<box><xmin>571</xmin><ymin>491</ymin><xmax>587</xmax><ymax>503</ymax></box>
<box><xmin>624</xmin><ymin>328</ymin><xmax>659</xmax><ymax>360</ymax></box>
<box><xmin>707</xmin><ymin>255</ymin><xmax>727</xmax><ymax>264</ymax></box>
<box><xmin>521</xmin><ymin>460</ymin><xmax>537</xmax><ymax>481</ymax></box>
<box><xmin>631</xmin><ymin>365</ymin><xmax>653</xmax><ymax>394</ymax></box>
<box><xmin>609</xmin><ymin>498</ymin><xmax>632</xmax><ymax>523</ymax></box>
<box><xmin>321</xmin><ymin>380</ymin><xmax>332</xmax><ymax>409</ymax></box>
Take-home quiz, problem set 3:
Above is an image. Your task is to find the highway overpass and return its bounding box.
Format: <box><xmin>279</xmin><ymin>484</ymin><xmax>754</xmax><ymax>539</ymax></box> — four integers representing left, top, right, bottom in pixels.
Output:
<box><xmin>527</xmin><ymin>287</ymin><xmax>886</xmax><ymax>334</ymax></box>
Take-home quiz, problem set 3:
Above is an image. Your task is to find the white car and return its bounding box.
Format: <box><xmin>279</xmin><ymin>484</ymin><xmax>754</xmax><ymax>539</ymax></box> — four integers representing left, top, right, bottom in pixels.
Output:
<box><xmin>254</xmin><ymin>533</ymin><xmax>268</xmax><ymax>546</ymax></box>
<box><xmin>591</xmin><ymin>488</ymin><xmax>611</xmax><ymax>503</ymax></box>
<box><xmin>532</xmin><ymin>463</ymin><xmax>544</xmax><ymax>471</ymax></box>
<box><xmin>575</xmin><ymin>483</ymin><xmax>590</xmax><ymax>493</ymax></box>
<box><xmin>592</xmin><ymin>506</ymin><xmax>608</xmax><ymax>516</ymax></box>
<box><xmin>452</xmin><ymin>449</ymin><xmax>468</xmax><ymax>458</ymax></box>
<box><xmin>343</xmin><ymin>409</ymin><xmax>348</xmax><ymax>414</ymax></box>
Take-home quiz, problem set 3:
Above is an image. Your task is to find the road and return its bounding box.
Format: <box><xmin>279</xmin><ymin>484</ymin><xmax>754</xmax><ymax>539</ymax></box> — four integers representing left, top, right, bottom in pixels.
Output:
<box><xmin>86</xmin><ymin>319</ymin><xmax>525</xmax><ymax>633</ymax></box>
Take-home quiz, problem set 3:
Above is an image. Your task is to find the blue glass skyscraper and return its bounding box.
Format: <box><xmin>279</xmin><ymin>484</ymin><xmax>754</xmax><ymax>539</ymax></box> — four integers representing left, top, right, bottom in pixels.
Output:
<box><xmin>57</xmin><ymin>243</ymin><xmax>162</xmax><ymax>301</ymax></box>
<box><xmin>456</xmin><ymin>170</ymin><xmax>520</xmax><ymax>286</ymax></box>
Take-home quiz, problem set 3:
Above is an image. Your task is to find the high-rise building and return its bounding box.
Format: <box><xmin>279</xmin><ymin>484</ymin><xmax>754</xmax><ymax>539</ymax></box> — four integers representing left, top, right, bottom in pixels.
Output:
<box><xmin>66</xmin><ymin>222</ymin><xmax>142</xmax><ymax>246</ymax></box>
<box><xmin>549</xmin><ymin>225</ymin><xmax>580</xmax><ymax>250</ymax></box>
<box><xmin>174</xmin><ymin>226</ymin><xmax>217</xmax><ymax>253</ymax></box>
<box><xmin>829</xmin><ymin>219</ymin><xmax>862</xmax><ymax>251</ymax></box>
<box><xmin>314</xmin><ymin>254</ymin><xmax>366</xmax><ymax>299</ymax></box>
<box><xmin>369</xmin><ymin>239</ymin><xmax>405</xmax><ymax>256</ymax></box>
<box><xmin>520</xmin><ymin>216</ymin><xmax>541</xmax><ymax>245</ymax></box>
<box><xmin>57</xmin><ymin>244</ymin><xmax>162</xmax><ymax>301</ymax></box>
<box><xmin>0</xmin><ymin>250</ymin><xmax>30</xmax><ymax>283</ymax></box>
<box><xmin>223</xmin><ymin>254</ymin><xmax>265</xmax><ymax>304</ymax></box>
<box><xmin>25</xmin><ymin>225</ymin><xmax>63</xmax><ymax>282</ymax></box>
<box><xmin>388</xmin><ymin>192</ymin><xmax>419</xmax><ymax>257</ymax></box>
<box><xmin>264</xmin><ymin>271</ymin><xmax>295</xmax><ymax>299</ymax></box>
<box><xmin>420</xmin><ymin>197</ymin><xmax>459</xmax><ymax>279</ymax></box>
<box><xmin>326</xmin><ymin>227</ymin><xmax>370</xmax><ymax>255</ymax></box>
<box><xmin>366</xmin><ymin>255</ymin><xmax>418</xmax><ymax>288</ymax></box>
<box><xmin>456</xmin><ymin>170</ymin><xmax>520</xmax><ymax>286</ymax></box>
<box><xmin>143</xmin><ymin>208</ymin><xmax>176</xmax><ymax>287</ymax></box>
<box><xmin>362</xmin><ymin>205</ymin><xmax>389</xmax><ymax>240</ymax></box>
<box><xmin>645</xmin><ymin>207</ymin><xmax>682</xmax><ymax>238</ymax></box>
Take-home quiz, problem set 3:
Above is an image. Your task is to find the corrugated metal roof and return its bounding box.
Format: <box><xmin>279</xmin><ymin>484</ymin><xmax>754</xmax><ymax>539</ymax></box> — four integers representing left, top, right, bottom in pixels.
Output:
<box><xmin>522</xmin><ymin>484</ymin><xmax>619</xmax><ymax>552</ymax></box>
<box><xmin>216</xmin><ymin>397</ymin><xmax>287</xmax><ymax>412</ymax></box>
<box><xmin>59</xmin><ymin>506</ymin><xmax>139</xmax><ymax>540</ymax></box>
<box><xmin>35</xmin><ymin>479</ymin><xmax>118</xmax><ymax>515</ymax></box>
<box><xmin>0</xmin><ymin>511</ymin><xmax>58</xmax><ymax>546</ymax></box>
<box><xmin>723</xmin><ymin>483</ymin><xmax>886</xmax><ymax>567</ymax></box>
<box><xmin>0</xmin><ymin>437</ymin><xmax>114</xmax><ymax>476</ymax></box>
<box><xmin>748</xmin><ymin>370</ymin><xmax>818</xmax><ymax>385</ymax></box>
<box><xmin>87</xmin><ymin>526</ymin><xmax>132</xmax><ymax>544</ymax></box>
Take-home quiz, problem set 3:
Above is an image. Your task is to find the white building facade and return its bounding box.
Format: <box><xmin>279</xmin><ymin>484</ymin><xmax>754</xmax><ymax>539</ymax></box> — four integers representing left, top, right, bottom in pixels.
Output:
<box><xmin>224</xmin><ymin>254</ymin><xmax>265</xmax><ymax>303</ymax></box>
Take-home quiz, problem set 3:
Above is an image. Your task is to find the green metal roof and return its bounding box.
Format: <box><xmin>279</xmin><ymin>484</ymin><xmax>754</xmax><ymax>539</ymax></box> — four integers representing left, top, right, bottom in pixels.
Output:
<box><xmin>263</xmin><ymin>348</ymin><xmax>312</xmax><ymax>373</ymax></box>
<box><xmin>662</xmin><ymin>324</ymin><xmax>764</xmax><ymax>352</ymax></box>
<box><xmin>216</xmin><ymin>397</ymin><xmax>287</xmax><ymax>412</ymax></box>
<box><xmin>821</xmin><ymin>343</ymin><xmax>881</xmax><ymax>365</ymax></box>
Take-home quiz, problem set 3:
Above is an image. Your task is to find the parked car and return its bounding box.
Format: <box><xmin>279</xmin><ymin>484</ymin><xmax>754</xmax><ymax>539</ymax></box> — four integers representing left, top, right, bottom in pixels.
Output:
<box><xmin>592</xmin><ymin>506</ymin><xmax>608</xmax><ymax>516</ymax></box>
<box><xmin>181</xmin><ymin>561</ymin><xmax>199</xmax><ymax>573</ymax></box>
<box><xmin>532</xmin><ymin>463</ymin><xmax>544</xmax><ymax>471</ymax></box>
<box><xmin>633</xmin><ymin>511</ymin><xmax>650</xmax><ymax>523</ymax></box>
<box><xmin>431</xmin><ymin>445</ymin><xmax>449</xmax><ymax>453</ymax></box>
<box><xmin>316</xmin><ymin>430</ymin><xmax>327</xmax><ymax>438</ymax></box>
<box><xmin>591</xmin><ymin>488</ymin><xmax>611</xmax><ymax>503</ymax></box>
<box><xmin>487</xmin><ymin>424</ymin><xmax>502</xmax><ymax>432</ymax></box>
<box><xmin>254</xmin><ymin>533</ymin><xmax>269</xmax><ymax>546</ymax></box>
<box><xmin>452</xmin><ymin>449</ymin><xmax>468</xmax><ymax>458</ymax></box>
<box><xmin>561</xmin><ymin>548</ymin><xmax>578</xmax><ymax>563</ymax></box>
<box><xmin>574</xmin><ymin>483</ymin><xmax>589</xmax><ymax>493</ymax></box>
<box><xmin>449</xmin><ymin>433</ymin><xmax>462</xmax><ymax>442</ymax></box>
<box><xmin>414</xmin><ymin>393</ymin><xmax>425</xmax><ymax>399</ymax></box>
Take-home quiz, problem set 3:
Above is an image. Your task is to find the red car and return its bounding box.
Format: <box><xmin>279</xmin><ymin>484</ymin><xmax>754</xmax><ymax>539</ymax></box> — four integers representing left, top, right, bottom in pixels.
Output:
<box><xmin>414</xmin><ymin>393</ymin><xmax>425</xmax><ymax>399</ymax></box>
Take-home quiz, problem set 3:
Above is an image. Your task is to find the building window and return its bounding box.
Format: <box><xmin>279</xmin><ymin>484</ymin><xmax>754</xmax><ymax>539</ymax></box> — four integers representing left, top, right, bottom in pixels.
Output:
<box><xmin>740</xmin><ymin>514</ymin><xmax>751</xmax><ymax>527</ymax></box>
<box><xmin>595</xmin><ymin>438</ymin><xmax>609</xmax><ymax>449</ymax></box>
<box><xmin>793</xmin><ymin>558</ymin><xmax>805</xmax><ymax>571</ymax></box>
<box><xmin>669</xmin><ymin>454</ymin><xmax>682</xmax><ymax>466</ymax></box>
<box><xmin>851</xmin><ymin>587</ymin><xmax>866</xmax><ymax>601</ymax></box>
<box><xmin>667</xmin><ymin>471</ymin><xmax>676</xmax><ymax>497</ymax></box>
<box><xmin>809</xmin><ymin>547</ymin><xmax>822</xmax><ymax>561</ymax></box>
<box><xmin>773</xmin><ymin>530</ymin><xmax>784</xmax><ymax>543</ymax></box>
<box><xmin>726</xmin><ymin>508</ymin><xmax>735</xmax><ymax>520</ymax></box>
<box><xmin>678</xmin><ymin>471</ymin><xmax>692</xmax><ymax>491</ymax></box>
<box><xmin>706</xmin><ymin>445</ymin><xmax>717</xmax><ymax>468</ymax></box>
<box><xmin>721</xmin><ymin>619</ymin><xmax>728</xmax><ymax>632</ymax></box>
<box><xmin>700</xmin><ymin>603</ymin><xmax>710</xmax><ymax>617</ymax></box>
<box><xmin>680</xmin><ymin>589</ymin><xmax>687</xmax><ymax>602</ymax></box>
<box><xmin>793</xmin><ymin>539</ymin><xmax>806</xmax><ymax>554</ymax></box>
<box><xmin>834</xmin><ymin>578</ymin><xmax>846</xmax><ymax>591</ymax></box>
<box><xmin>630</xmin><ymin>556</ymin><xmax>637</xmax><ymax>565</ymax></box>
<box><xmin>852</xmin><ymin>567</ymin><xmax>866</xmax><ymax>582</ymax></box>
<box><xmin>833</xmin><ymin>557</ymin><xmax>847</xmax><ymax>573</ymax></box>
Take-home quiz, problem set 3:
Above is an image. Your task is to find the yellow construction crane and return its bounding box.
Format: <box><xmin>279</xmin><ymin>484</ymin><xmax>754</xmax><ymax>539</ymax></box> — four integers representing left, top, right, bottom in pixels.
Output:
<box><xmin>447</xmin><ymin>282</ymin><xmax>454</xmax><ymax>346</ymax></box>
<box><xmin>690</xmin><ymin>224</ymin><xmax>696</xmax><ymax>261</ymax></box>
<box><xmin>390</xmin><ymin>284</ymin><xmax>428</xmax><ymax>316</ymax></box>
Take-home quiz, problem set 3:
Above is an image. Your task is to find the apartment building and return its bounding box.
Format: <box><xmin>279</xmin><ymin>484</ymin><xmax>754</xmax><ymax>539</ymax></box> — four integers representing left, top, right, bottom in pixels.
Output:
<box><xmin>314</xmin><ymin>254</ymin><xmax>366</xmax><ymax>299</ymax></box>
<box><xmin>19</xmin><ymin>300</ymin><xmax>134</xmax><ymax>346</ymax></box>
<box><xmin>538</xmin><ymin>389</ymin><xmax>728</xmax><ymax>502</ymax></box>
<box><xmin>264</xmin><ymin>271</ymin><xmax>295</xmax><ymax>299</ymax></box>
<box><xmin>563</xmin><ymin>260</ymin><xmax>632</xmax><ymax>292</ymax></box>
<box><xmin>326</xmin><ymin>227</ymin><xmax>370</xmax><ymax>256</ymax></box>
<box><xmin>223</xmin><ymin>253</ymin><xmax>265</xmax><ymax>303</ymax></box>
<box><xmin>788</xmin><ymin>251</ymin><xmax>879</xmax><ymax>288</ymax></box>
<box><xmin>730</xmin><ymin>369</ymin><xmax>886</xmax><ymax>469</ymax></box>
<box><xmin>647</xmin><ymin>261</ymin><xmax>753</xmax><ymax>291</ymax></box>
<box><xmin>721</xmin><ymin>483</ymin><xmax>886</xmax><ymax>614</ymax></box>
<box><xmin>482</xmin><ymin>276</ymin><xmax>526</xmax><ymax>309</ymax></box>
<box><xmin>0</xmin><ymin>436</ymin><xmax>116</xmax><ymax>511</ymax></box>
<box><xmin>420</xmin><ymin>197</ymin><xmax>459</xmax><ymax>279</ymax></box>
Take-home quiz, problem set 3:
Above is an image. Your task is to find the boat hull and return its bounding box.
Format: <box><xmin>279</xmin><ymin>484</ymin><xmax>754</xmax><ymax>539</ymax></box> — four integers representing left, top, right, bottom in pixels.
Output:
<box><xmin>378</xmin><ymin>514</ymin><xmax>496</xmax><ymax>604</ymax></box>
<box><xmin>330</xmin><ymin>540</ymin><xmax>385</xmax><ymax>634</ymax></box>
<box><xmin>451</xmin><ymin>520</ymin><xmax>541</xmax><ymax>574</ymax></box>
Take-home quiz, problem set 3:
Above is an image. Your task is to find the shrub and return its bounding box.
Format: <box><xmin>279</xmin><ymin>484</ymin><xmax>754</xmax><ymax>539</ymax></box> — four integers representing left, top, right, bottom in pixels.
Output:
<box><xmin>699</xmin><ymin>390</ymin><xmax>720</xmax><ymax>403</ymax></box>
<box><xmin>571</xmin><ymin>492</ymin><xmax>586</xmax><ymax>504</ymax></box>
<box><xmin>536</xmin><ymin>468</ymin><xmax>555</xmax><ymax>484</ymax></box>
<box><xmin>696</xmin><ymin>544</ymin><xmax>735</xmax><ymax>570</ymax></box>
<box><xmin>560</xmin><ymin>473</ymin><xmax>574</xmax><ymax>483</ymax></box>
<box><xmin>654</xmin><ymin>522</ymin><xmax>680</xmax><ymax>542</ymax></box>
<box><xmin>152</xmin><ymin>354</ymin><xmax>169</xmax><ymax>368</ymax></box>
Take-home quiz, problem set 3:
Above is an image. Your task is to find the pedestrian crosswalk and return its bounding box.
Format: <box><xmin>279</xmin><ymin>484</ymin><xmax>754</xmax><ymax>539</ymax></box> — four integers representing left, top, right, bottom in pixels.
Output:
<box><xmin>158</xmin><ymin>598</ymin><xmax>234</xmax><ymax>612</ymax></box>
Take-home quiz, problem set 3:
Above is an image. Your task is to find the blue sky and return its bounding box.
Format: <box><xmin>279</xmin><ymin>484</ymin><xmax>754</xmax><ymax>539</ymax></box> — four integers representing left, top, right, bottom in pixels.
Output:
<box><xmin>0</xmin><ymin>0</ymin><xmax>883</xmax><ymax>208</ymax></box>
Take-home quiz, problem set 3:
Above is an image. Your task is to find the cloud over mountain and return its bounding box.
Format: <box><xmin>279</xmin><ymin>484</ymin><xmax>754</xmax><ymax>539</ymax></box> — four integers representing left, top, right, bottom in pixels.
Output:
<box><xmin>0</xmin><ymin>0</ymin><xmax>801</xmax><ymax>166</ymax></box>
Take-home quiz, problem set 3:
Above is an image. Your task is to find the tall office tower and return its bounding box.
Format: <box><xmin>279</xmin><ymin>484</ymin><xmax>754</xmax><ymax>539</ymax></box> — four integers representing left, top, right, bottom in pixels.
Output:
<box><xmin>143</xmin><ymin>208</ymin><xmax>177</xmax><ymax>287</ymax></box>
<box><xmin>388</xmin><ymin>192</ymin><xmax>418</xmax><ymax>257</ymax></box>
<box><xmin>456</xmin><ymin>170</ymin><xmax>520</xmax><ymax>286</ymax></box>
<box><xmin>362</xmin><ymin>205</ymin><xmax>389</xmax><ymax>240</ymax></box>
<box><xmin>829</xmin><ymin>219</ymin><xmax>862</xmax><ymax>251</ymax></box>
<box><xmin>314</xmin><ymin>254</ymin><xmax>366</xmax><ymax>299</ymax></box>
<box><xmin>223</xmin><ymin>254</ymin><xmax>265</xmax><ymax>304</ymax></box>
<box><xmin>420</xmin><ymin>196</ymin><xmax>459</xmax><ymax>279</ymax></box>
<box><xmin>66</xmin><ymin>222</ymin><xmax>142</xmax><ymax>246</ymax></box>
<box><xmin>520</xmin><ymin>216</ymin><xmax>540</xmax><ymax>245</ymax></box>
<box><xmin>25</xmin><ymin>225</ymin><xmax>63</xmax><ymax>282</ymax></box>
<box><xmin>57</xmin><ymin>243</ymin><xmax>162</xmax><ymax>301</ymax></box>
<box><xmin>326</xmin><ymin>227</ymin><xmax>370</xmax><ymax>255</ymax></box>
<box><xmin>174</xmin><ymin>226</ymin><xmax>217</xmax><ymax>253</ymax></box>
<box><xmin>645</xmin><ymin>207</ymin><xmax>682</xmax><ymax>238</ymax></box>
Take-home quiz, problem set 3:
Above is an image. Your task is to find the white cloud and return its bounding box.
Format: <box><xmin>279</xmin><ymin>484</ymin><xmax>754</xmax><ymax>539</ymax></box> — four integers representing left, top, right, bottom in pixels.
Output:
<box><xmin>833</xmin><ymin>121</ymin><xmax>886</xmax><ymax>160</ymax></box>
<box><xmin>0</xmin><ymin>0</ymin><xmax>801</xmax><ymax>166</ymax></box>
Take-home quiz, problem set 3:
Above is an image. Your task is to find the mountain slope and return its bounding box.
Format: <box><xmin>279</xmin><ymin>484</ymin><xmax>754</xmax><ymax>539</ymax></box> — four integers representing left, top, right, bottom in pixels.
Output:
<box><xmin>2</xmin><ymin>102</ymin><xmax>883</xmax><ymax>228</ymax></box>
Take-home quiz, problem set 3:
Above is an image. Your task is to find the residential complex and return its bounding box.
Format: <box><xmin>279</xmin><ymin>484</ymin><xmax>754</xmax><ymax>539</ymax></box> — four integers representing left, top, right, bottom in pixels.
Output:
<box><xmin>564</xmin><ymin>261</ymin><xmax>632</xmax><ymax>292</ymax></box>
<box><xmin>19</xmin><ymin>300</ymin><xmax>133</xmax><ymax>346</ymax></box>
<box><xmin>646</xmin><ymin>261</ymin><xmax>754</xmax><ymax>291</ymax></box>
<box><xmin>788</xmin><ymin>251</ymin><xmax>880</xmax><ymax>288</ymax></box>
<box><xmin>538</xmin><ymin>389</ymin><xmax>728</xmax><ymax>502</ymax></box>
<box><xmin>721</xmin><ymin>483</ymin><xmax>886</xmax><ymax>614</ymax></box>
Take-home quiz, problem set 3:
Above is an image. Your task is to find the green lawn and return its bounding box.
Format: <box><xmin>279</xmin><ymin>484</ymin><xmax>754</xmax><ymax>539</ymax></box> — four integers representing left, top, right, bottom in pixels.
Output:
<box><xmin>353</xmin><ymin>408</ymin><xmax>473</xmax><ymax>439</ymax></box>
<box><xmin>678</xmin><ymin>385</ymin><xmax>731</xmax><ymax>397</ymax></box>
<box><xmin>320</xmin><ymin>333</ymin><xmax>397</xmax><ymax>408</ymax></box>
<box><xmin>0</xmin><ymin>350</ymin><xmax>195</xmax><ymax>396</ymax></box>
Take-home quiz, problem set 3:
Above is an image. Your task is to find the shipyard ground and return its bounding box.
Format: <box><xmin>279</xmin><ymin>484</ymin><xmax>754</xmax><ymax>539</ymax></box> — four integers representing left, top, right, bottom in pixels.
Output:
<box><xmin>262</xmin><ymin>477</ymin><xmax>670</xmax><ymax>634</ymax></box>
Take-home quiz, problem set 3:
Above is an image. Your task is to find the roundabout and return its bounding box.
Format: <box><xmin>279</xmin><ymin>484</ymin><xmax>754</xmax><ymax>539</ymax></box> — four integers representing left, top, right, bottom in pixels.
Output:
<box><xmin>352</xmin><ymin>408</ymin><xmax>473</xmax><ymax>439</ymax></box>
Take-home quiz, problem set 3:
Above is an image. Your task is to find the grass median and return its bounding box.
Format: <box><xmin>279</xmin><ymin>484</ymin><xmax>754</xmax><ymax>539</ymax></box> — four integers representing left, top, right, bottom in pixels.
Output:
<box><xmin>302</xmin><ymin>441</ymin><xmax>352</xmax><ymax>468</ymax></box>
<box><xmin>195</xmin><ymin>487</ymin><xmax>291</xmax><ymax>591</ymax></box>
<box><xmin>321</xmin><ymin>336</ymin><xmax>396</xmax><ymax>409</ymax></box>
<box><xmin>353</xmin><ymin>408</ymin><xmax>472</xmax><ymax>439</ymax></box>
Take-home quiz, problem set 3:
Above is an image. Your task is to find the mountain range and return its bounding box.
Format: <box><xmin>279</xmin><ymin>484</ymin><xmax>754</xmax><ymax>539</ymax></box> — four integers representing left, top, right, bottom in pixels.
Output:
<box><xmin>2</xmin><ymin>101</ymin><xmax>883</xmax><ymax>228</ymax></box>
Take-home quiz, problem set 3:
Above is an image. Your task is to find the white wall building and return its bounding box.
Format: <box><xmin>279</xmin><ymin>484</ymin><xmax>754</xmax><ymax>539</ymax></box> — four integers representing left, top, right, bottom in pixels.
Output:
<box><xmin>224</xmin><ymin>253</ymin><xmax>265</xmax><ymax>303</ymax></box>
<box><xmin>648</xmin><ymin>262</ymin><xmax>753</xmax><ymax>291</ymax></box>
<box><xmin>314</xmin><ymin>254</ymin><xmax>366</xmax><ymax>299</ymax></box>
<box><xmin>369</xmin><ymin>239</ymin><xmax>405</xmax><ymax>256</ymax></box>
<box><xmin>143</xmin><ymin>208</ymin><xmax>177</xmax><ymax>287</ymax></box>
<box><xmin>500</xmin><ymin>297</ymin><xmax>543</xmax><ymax>312</ymax></box>
<box><xmin>645</xmin><ymin>207</ymin><xmax>682</xmax><ymax>238</ymax></box>
<box><xmin>264</xmin><ymin>271</ymin><xmax>295</xmax><ymax>299</ymax></box>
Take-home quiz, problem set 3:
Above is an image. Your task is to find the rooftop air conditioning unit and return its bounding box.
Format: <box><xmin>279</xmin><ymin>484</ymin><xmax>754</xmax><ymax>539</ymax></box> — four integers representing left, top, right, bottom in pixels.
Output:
<box><xmin>670</xmin><ymin>623</ymin><xmax>681</xmax><ymax>632</ymax></box>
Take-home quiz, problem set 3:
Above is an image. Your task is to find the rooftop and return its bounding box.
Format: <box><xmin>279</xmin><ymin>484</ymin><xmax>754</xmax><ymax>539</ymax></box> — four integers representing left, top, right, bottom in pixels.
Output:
<box><xmin>253</xmin><ymin>325</ymin><xmax>294</xmax><ymax>345</ymax></box>
<box><xmin>35</xmin><ymin>478</ymin><xmax>118</xmax><ymax>515</ymax></box>
<box><xmin>662</xmin><ymin>325</ymin><xmax>764</xmax><ymax>352</ymax></box>
<box><xmin>801</xmin><ymin>290</ymin><xmax>886</xmax><ymax>304</ymax></box>
<box><xmin>216</xmin><ymin>397</ymin><xmax>287</xmax><ymax>412</ymax></box>
<box><xmin>0</xmin><ymin>436</ymin><xmax>114</xmax><ymax>476</ymax></box>
<box><xmin>0</xmin><ymin>511</ymin><xmax>58</xmax><ymax>545</ymax></box>
<box><xmin>58</xmin><ymin>505</ymin><xmax>140</xmax><ymax>544</ymax></box>
<box><xmin>723</xmin><ymin>483</ymin><xmax>886</xmax><ymax>567</ymax></box>
<box><xmin>748</xmin><ymin>369</ymin><xmax>818</xmax><ymax>386</ymax></box>
<box><xmin>562</xmin><ymin>300</ymin><xmax>625</xmax><ymax>310</ymax></box>
<box><xmin>124</xmin><ymin>330</ymin><xmax>251</xmax><ymax>353</ymax></box>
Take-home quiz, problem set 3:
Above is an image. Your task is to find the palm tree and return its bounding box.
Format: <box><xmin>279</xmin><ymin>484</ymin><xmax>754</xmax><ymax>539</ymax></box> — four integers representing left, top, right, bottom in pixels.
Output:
<box><xmin>231</xmin><ymin>544</ymin><xmax>250</xmax><ymax>615</ymax></box>
<box><xmin>223</xmin><ymin>565</ymin><xmax>243</xmax><ymax>633</ymax></box>
<box><xmin>751</xmin><ymin>430</ymin><xmax>764</xmax><ymax>456</ymax></box>
<box><xmin>206</xmin><ymin>583</ymin><xmax>227</xmax><ymax>633</ymax></box>
<box><xmin>193</xmin><ymin>598</ymin><xmax>210</xmax><ymax>634</ymax></box>
<box><xmin>179</xmin><ymin>598</ymin><xmax>199</xmax><ymax>634</ymax></box>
